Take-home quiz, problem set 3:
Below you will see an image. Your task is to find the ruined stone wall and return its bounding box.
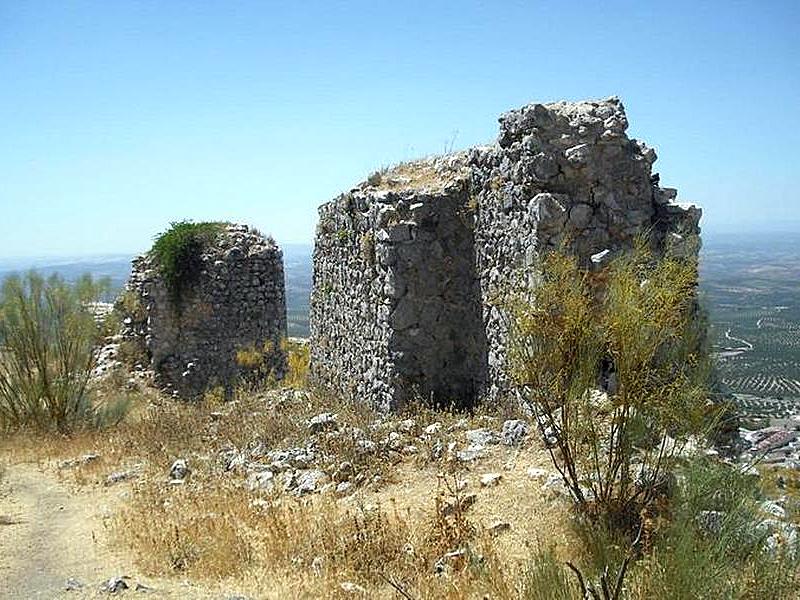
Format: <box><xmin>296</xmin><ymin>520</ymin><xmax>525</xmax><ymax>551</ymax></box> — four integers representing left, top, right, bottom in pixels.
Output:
<box><xmin>470</xmin><ymin>98</ymin><xmax>701</xmax><ymax>400</ymax></box>
<box><xmin>120</xmin><ymin>223</ymin><xmax>287</xmax><ymax>398</ymax></box>
<box><xmin>310</xmin><ymin>195</ymin><xmax>393</xmax><ymax>408</ymax></box>
<box><xmin>310</xmin><ymin>169</ymin><xmax>486</xmax><ymax>410</ymax></box>
<box><xmin>310</xmin><ymin>98</ymin><xmax>701</xmax><ymax>410</ymax></box>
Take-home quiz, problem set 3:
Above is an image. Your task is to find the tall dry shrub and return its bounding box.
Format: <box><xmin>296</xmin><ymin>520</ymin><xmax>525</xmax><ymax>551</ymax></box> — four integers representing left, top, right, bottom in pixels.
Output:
<box><xmin>505</xmin><ymin>242</ymin><xmax>711</xmax><ymax>527</ymax></box>
<box><xmin>0</xmin><ymin>271</ymin><xmax>116</xmax><ymax>432</ymax></box>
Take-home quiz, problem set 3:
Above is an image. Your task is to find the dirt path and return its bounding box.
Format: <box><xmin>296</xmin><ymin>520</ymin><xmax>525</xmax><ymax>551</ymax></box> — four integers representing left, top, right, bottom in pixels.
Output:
<box><xmin>0</xmin><ymin>463</ymin><xmax>221</xmax><ymax>599</ymax></box>
<box><xmin>0</xmin><ymin>461</ymin><xmax>123</xmax><ymax>598</ymax></box>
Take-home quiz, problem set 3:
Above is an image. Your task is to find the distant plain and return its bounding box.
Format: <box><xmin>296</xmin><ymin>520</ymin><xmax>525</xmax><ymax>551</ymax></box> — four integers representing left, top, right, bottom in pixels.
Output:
<box><xmin>2</xmin><ymin>233</ymin><xmax>797</xmax><ymax>406</ymax></box>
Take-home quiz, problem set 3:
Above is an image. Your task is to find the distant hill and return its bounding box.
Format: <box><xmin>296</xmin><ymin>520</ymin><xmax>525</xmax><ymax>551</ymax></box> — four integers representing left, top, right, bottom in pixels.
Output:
<box><xmin>0</xmin><ymin>254</ymin><xmax>134</xmax><ymax>293</ymax></box>
<box><xmin>282</xmin><ymin>244</ymin><xmax>312</xmax><ymax>337</ymax></box>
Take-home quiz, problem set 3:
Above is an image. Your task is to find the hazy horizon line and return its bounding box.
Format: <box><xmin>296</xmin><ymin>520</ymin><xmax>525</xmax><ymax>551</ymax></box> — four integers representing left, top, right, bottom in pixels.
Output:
<box><xmin>0</xmin><ymin>242</ymin><xmax>314</xmax><ymax>265</ymax></box>
<box><xmin>2</xmin><ymin>228</ymin><xmax>799</xmax><ymax>266</ymax></box>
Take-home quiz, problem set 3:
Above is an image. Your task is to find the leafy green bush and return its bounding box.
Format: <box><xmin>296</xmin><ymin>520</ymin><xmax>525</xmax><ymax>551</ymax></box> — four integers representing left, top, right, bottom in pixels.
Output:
<box><xmin>505</xmin><ymin>241</ymin><xmax>711</xmax><ymax>528</ymax></box>
<box><xmin>0</xmin><ymin>272</ymin><xmax>127</xmax><ymax>432</ymax></box>
<box><xmin>150</xmin><ymin>221</ymin><xmax>224</xmax><ymax>305</ymax></box>
<box><xmin>523</xmin><ymin>458</ymin><xmax>799</xmax><ymax>599</ymax></box>
<box><xmin>626</xmin><ymin>457</ymin><xmax>799</xmax><ymax>599</ymax></box>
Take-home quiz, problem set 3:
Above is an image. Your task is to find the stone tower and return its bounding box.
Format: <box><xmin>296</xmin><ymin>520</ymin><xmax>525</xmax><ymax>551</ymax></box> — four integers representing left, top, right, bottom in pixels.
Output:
<box><xmin>120</xmin><ymin>223</ymin><xmax>287</xmax><ymax>398</ymax></box>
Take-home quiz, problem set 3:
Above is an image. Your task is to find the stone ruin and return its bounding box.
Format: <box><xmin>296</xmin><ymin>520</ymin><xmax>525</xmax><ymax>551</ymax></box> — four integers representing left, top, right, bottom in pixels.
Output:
<box><xmin>119</xmin><ymin>223</ymin><xmax>287</xmax><ymax>398</ymax></box>
<box><xmin>310</xmin><ymin>97</ymin><xmax>701</xmax><ymax>410</ymax></box>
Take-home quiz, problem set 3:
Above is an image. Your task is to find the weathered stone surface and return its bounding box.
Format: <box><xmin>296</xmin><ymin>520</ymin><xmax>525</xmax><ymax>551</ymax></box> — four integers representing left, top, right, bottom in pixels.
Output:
<box><xmin>247</xmin><ymin>470</ymin><xmax>275</xmax><ymax>492</ymax></box>
<box><xmin>480</xmin><ymin>473</ymin><xmax>502</xmax><ymax>487</ymax></box>
<box><xmin>501</xmin><ymin>419</ymin><xmax>530</xmax><ymax>446</ymax></box>
<box><xmin>526</xmin><ymin>467</ymin><xmax>550</xmax><ymax>481</ymax></box>
<box><xmin>100</xmin><ymin>576</ymin><xmax>129</xmax><ymax>594</ymax></box>
<box><xmin>169</xmin><ymin>458</ymin><xmax>190</xmax><ymax>481</ymax></box>
<box><xmin>434</xmin><ymin>548</ymin><xmax>468</xmax><ymax>574</ymax></box>
<box><xmin>65</xmin><ymin>578</ymin><xmax>84</xmax><ymax>591</ymax></box>
<box><xmin>488</xmin><ymin>520</ymin><xmax>511</xmax><ymax>535</ymax></box>
<box><xmin>310</xmin><ymin>162</ymin><xmax>485</xmax><ymax>411</ymax></box>
<box><xmin>696</xmin><ymin>510</ymin><xmax>726</xmax><ymax>535</ymax></box>
<box><xmin>292</xmin><ymin>469</ymin><xmax>329</xmax><ymax>495</ymax></box>
<box><xmin>310</xmin><ymin>98</ymin><xmax>701</xmax><ymax>409</ymax></box>
<box><xmin>308</xmin><ymin>412</ymin><xmax>338</xmax><ymax>434</ymax></box>
<box><xmin>118</xmin><ymin>223</ymin><xmax>287</xmax><ymax>399</ymax></box>
<box><xmin>105</xmin><ymin>468</ymin><xmax>139</xmax><ymax>486</ymax></box>
<box><xmin>465</xmin><ymin>428</ymin><xmax>499</xmax><ymax>446</ymax></box>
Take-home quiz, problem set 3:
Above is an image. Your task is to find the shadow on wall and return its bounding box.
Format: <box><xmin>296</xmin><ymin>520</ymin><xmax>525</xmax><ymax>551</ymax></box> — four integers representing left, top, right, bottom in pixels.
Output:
<box><xmin>388</xmin><ymin>189</ymin><xmax>488</xmax><ymax>409</ymax></box>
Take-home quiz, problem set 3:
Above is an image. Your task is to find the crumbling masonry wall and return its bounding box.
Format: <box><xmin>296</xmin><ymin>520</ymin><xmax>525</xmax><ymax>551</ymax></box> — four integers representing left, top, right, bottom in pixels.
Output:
<box><xmin>311</xmin><ymin>177</ymin><xmax>486</xmax><ymax>411</ymax></box>
<box><xmin>470</xmin><ymin>98</ymin><xmax>701</xmax><ymax>400</ymax></box>
<box><xmin>120</xmin><ymin>223</ymin><xmax>287</xmax><ymax>398</ymax></box>
<box><xmin>310</xmin><ymin>98</ymin><xmax>701</xmax><ymax>409</ymax></box>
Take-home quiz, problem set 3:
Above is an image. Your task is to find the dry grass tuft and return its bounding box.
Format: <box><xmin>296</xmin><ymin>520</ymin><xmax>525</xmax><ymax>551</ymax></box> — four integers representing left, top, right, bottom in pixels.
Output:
<box><xmin>117</xmin><ymin>483</ymin><xmax>252</xmax><ymax>578</ymax></box>
<box><xmin>282</xmin><ymin>338</ymin><xmax>310</xmax><ymax>388</ymax></box>
<box><xmin>365</xmin><ymin>157</ymin><xmax>470</xmax><ymax>193</ymax></box>
<box><xmin>0</xmin><ymin>377</ymin><xmax>583</xmax><ymax>598</ymax></box>
<box><xmin>113</xmin><ymin>467</ymin><xmax>526</xmax><ymax>598</ymax></box>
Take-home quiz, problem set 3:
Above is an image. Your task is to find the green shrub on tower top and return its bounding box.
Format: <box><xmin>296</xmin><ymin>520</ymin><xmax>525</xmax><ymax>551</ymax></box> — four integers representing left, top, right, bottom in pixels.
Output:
<box><xmin>150</xmin><ymin>221</ymin><xmax>224</xmax><ymax>305</ymax></box>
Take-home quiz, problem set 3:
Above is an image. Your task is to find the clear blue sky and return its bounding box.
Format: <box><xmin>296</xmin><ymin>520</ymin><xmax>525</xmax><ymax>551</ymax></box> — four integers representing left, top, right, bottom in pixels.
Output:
<box><xmin>1</xmin><ymin>0</ymin><xmax>798</xmax><ymax>257</ymax></box>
